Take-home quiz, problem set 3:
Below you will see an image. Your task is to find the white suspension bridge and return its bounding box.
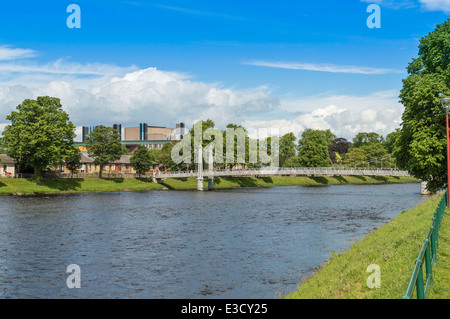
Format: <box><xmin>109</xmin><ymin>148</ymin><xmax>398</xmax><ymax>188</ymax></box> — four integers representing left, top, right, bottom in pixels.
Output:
<box><xmin>151</xmin><ymin>148</ymin><xmax>426</xmax><ymax>192</ymax></box>
<box><xmin>155</xmin><ymin>159</ymin><xmax>412</xmax><ymax>192</ymax></box>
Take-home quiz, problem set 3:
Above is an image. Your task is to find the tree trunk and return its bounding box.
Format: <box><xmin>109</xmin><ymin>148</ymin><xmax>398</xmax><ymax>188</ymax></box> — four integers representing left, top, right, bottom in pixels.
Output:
<box><xmin>34</xmin><ymin>165</ymin><xmax>42</xmax><ymax>177</ymax></box>
<box><xmin>99</xmin><ymin>165</ymin><xmax>103</xmax><ymax>178</ymax></box>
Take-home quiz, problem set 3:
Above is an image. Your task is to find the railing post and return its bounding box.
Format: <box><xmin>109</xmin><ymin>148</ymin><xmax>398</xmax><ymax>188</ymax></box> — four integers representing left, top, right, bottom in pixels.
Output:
<box><xmin>430</xmin><ymin>224</ymin><xmax>437</xmax><ymax>264</ymax></box>
<box><xmin>424</xmin><ymin>240</ymin><xmax>432</xmax><ymax>285</ymax></box>
<box><xmin>436</xmin><ymin>213</ymin><xmax>442</xmax><ymax>250</ymax></box>
<box><xmin>416</xmin><ymin>259</ymin><xmax>425</xmax><ymax>299</ymax></box>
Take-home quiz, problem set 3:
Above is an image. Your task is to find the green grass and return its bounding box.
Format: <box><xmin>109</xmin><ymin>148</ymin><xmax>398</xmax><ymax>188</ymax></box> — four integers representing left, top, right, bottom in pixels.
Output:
<box><xmin>0</xmin><ymin>177</ymin><xmax>164</xmax><ymax>195</ymax></box>
<box><xmin>284</xmin><ymin>193</ymin><xmax>449</xmax><ymax>299</ymax></box>
<box><xmin>0</xmin><ymin>175</ymin><xmax>419</xmax><ymax>195</ymax></box>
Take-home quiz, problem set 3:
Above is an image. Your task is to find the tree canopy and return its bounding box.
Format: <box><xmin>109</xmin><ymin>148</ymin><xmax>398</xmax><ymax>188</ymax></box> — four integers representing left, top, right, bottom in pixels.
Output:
<box><xmin>1</xmin><ymin>96</ymin><xmax>76</xmax><ymax>176</ymax></box>
<box><xmin>343</xmin><ymin>148</ymin><xmax>367</xmax><ymax>166</ymax></box>
<box><xmin>65</xmin><ymin>146</ymin><xmax>82</xmax><ymax>177</ymax></box>
<box><xmin>383</xmin><ymin>129</ymin><xmax>401</xmax><ymax>154</ymax></box>
<box><xmin>130</xmin><ymin>144</ymin><xmax>154</xmax><ymax>176</ymax></box>
<box><xmin>394</xmin><ymin>19</ymin><xmax>450</xmax><ymax>192</ymax></box>
<box><xmin>85</xmin><ymin>125</ymin><xmax>123</xmax><ymax>178</ymax></box>
<box><xmin>328</xmin><ymin>137</ymin><xmax>351</xmax><ymax>163</ymax></box>
<box><xmin>352</xmin><ymin>132</ymin><xmax>384</xmax><ymax>148</ymax></box>
<box><xmin>279</xmin><ymin>132</ymin><xmax>297</xmax><ymax>167</ymax></box>
<box><xmin>297</xmin><ymin>129</ymin><xmax>332</xmax><ymax>167</ymax></box>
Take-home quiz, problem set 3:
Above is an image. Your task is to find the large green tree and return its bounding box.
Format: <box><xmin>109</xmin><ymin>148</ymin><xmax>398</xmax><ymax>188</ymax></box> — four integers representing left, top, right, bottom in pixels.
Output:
<box><xmin>160</xmin><ymin>141</ymin><xmax>188</xmax><ymax>171</ymax></box>
<box><xmin>1</xmin><ymin>96</ymin><xmax>76</xmax><ymax>176</ymax></box>
<box><xmin>189</xmin><ymin>119</ymin><xmax>217</xmax><ymax>167</ymax></box>
<box><xmin>351</xmin><ymin>132</ymin><xmax>384</xmax><ymax>149</ymax></box>
<box><xmin>297</xmin><ymin>129</ymin><xmax>332</xmax><ymax>167</ymax></box>
<box><xmin>394</xmin><ymin>19</ymin><xmax>450</xmax><ymax>192</ymax></box>
<box><xmin>279</xmin><ymin>132</ymin><xmax>297</xmax><ymax>167</ymax></box>
<box><xmin>383</xmin><ymin>129</ymin><xmax>401</xmax><ymax>154</ymax></box>
<box><xmin>85</xmin><ymin>125</ymin><xmax>123</xmax><ymax>178</ymax></box>
<box><xmin>65</xmin><ymin>146</ymin><xmax>82</xmax><ymax>177</ymax></box>
<box><xmin>321</xmin><ymin>129</ymin><xmax>337</xmax><ymax>147</ymax></box>
<box><xmin>223</xmin><ymin>123</ymin><xmax>248</xmax><ymax>169</ymax></box>
<box><xmin>360</xmin><ymin>143</ymin><xmax>388</xmax><ymax>162</ymax></box>
<box><xmin>130</xmin><ymin>145</ymin><xmax>154</xmax><ymax>176</ymax></box>
<box><xmin>343</xmin><ymin>148</ymin><xmax>367</xmax><ymax>166</ymax></box>
<box><xmin>0</xmin><ymin>139</ymin><xmax>6</xmax><ymax>154</ymax></box>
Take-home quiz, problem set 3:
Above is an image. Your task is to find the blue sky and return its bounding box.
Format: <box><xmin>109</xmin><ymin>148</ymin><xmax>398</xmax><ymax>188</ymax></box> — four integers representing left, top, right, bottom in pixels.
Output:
<box><xmin>0</xmin><ymin>0</ymin><xmax>449</xmax><ymax>140</ymax></box>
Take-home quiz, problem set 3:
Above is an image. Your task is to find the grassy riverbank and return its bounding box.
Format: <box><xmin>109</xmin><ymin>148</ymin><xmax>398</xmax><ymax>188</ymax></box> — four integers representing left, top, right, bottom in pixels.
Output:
<box><xmin>0</xmin><ymin>175</ymin><xmax>419</xmax><ymax>195</ymax></box>
<box><xmin>284</xmin><ymin>193</ymin><xmax>449</xmax><ymax>299</ymax></box>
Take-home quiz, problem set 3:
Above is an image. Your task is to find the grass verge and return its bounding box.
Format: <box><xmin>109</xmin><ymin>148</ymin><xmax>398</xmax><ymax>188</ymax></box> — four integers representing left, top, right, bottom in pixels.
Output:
<box><xmin>284</xmin><ymin>193</ymin><xmax>449</xmax><ymax>299</ymax></box>
<box><xmin>0</xmin><ymin>175</ymin><xmax>419</xmax><ymax>195</ymax></box>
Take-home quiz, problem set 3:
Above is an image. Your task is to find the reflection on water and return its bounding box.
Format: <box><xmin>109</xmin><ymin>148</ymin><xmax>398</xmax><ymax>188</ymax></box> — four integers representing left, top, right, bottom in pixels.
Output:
<box><xmin>0</xmin><ymin>183</ymin><xmax>425</xmax><ymax>298</ymax></box>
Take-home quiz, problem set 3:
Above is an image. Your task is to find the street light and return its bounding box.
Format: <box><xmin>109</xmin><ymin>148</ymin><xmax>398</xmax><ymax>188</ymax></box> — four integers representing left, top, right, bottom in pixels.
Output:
<box><xmin>441</xmin><ymin>98</ymin><xmax>450</xmax><ymax>207</ymax></box>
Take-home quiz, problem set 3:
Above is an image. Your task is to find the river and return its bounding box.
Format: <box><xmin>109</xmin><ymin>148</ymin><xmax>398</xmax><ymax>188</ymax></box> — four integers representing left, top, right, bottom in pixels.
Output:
<box><xmin>0</xmin><ymin>183</ymin><xmax>426</xmax><ymax>298</ymax></box>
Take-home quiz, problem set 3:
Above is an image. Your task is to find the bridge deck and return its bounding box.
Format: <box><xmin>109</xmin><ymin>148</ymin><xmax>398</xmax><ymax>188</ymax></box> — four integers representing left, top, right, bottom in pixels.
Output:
<box><xmin>154</xmin><ymin>167</ymin><xmax>410</xmax><ymax>179</ymax></box>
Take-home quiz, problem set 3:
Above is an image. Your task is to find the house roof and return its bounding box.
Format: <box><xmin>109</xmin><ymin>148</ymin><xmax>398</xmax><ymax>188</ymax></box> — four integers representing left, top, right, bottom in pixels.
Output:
<box><xmin>79</xmin><ymin>151</ymin><xmax>132</xmax><ymax>165</ymax></box>
<box><xmin>80</xmin><ymin>151</ymin><xmax>94</xmax><ymax>163</ymax></box>
<box><xmin>112</xmin><ymin>155</ymin><xmax>131</xmax><ymax>164</ymax></box>
<box><xmin>0</xmin><ymin>154</ymin><xmax>16</xmax><ymax>164</ymax></box>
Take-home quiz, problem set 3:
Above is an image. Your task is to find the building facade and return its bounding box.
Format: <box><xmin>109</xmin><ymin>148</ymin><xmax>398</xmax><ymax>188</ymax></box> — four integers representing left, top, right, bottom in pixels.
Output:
<box><xmin>78</xmin><ymin>122</ymin><xmax>185</xmax><ymax>152</ymax></box>
<box><xmin>0</xmin><ymin>154</ymin><xmax>16</xmax><ymax>177</ymax></box>
<box><xmin>57</xmin><ymin>151</ymin><xmax>159</xmax><ymax>175</ymax></box>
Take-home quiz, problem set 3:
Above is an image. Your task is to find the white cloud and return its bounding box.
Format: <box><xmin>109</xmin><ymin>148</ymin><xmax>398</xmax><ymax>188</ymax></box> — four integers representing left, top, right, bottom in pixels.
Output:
<box><xmin>0</xmin><ymin>58</ymin><xmax>137</xmax><ymax>76</ymax></box>
<box><xmin>242</xmin><ymin>91</ymin><xmax>403</xmax><ymax>140</ymax></box>
<box><xmin>360</xmin><ymin>0</ymin><xmax>417</xmax><ymax>9</ymax></box>
<box><xmin>244</xmin><ymin>61</ymin><xmax>403</xmax><ymax>75</ymax></box>
<box><xmin>279</xmin><ymin>90</ymin><xmax>401</xmax><ymax>114</ymax></box>
<box><xmin>0</xmin><ymin>45</ymin><xmax>36</xmax><ymax>61</ymax></box>
<box><xmin>419</xmin><ymin>0</ymin><xmax>450</xmax><ymax>12</ymax></box>
<box><xmin>360</xmin><ymin>0</ymin><xmax>450</xmax><ymax>12</ymax></box>
<box><xmin>0</xmin><ymin>65</ymin><xmax>279</xmax><ymax>140</ymax></box>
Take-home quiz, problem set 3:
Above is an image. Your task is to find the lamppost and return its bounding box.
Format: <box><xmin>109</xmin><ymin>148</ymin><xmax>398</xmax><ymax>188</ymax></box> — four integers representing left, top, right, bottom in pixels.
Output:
<box><xmin>441</xmin><ymin>98</ymin><xmax>450</xmax><ymax>207</ymax></box>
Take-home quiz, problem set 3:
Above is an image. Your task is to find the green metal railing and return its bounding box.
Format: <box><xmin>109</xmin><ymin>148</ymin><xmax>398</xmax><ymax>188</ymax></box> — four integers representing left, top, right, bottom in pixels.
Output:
<box><xmin>402</xmin><ymin>189</ymin><xmax>448</xmax><ymax>299</ymax></box>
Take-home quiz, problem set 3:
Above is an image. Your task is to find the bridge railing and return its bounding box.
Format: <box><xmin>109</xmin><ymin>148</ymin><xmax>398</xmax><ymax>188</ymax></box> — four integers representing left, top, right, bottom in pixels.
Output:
<box><xmin>402</xmin><ymin>189</ymin><xmax>448</xmax><ymax>299</ymax></box>
<box><xmin>154</xmin><ymin>167</ymin><xmax>410</xmax><ymax>178</ymax></box>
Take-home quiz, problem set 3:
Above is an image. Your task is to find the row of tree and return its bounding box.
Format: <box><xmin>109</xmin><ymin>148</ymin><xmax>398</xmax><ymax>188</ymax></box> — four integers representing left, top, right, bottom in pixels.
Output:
<box><xmin>130</xmin><ymin>121</ymin><xmax>401</xmax><ymax>171</ymax></box>
<box><xmin>278</xmin><ymin>129</ymin><xmax>399</xmax><ymax>168</ymax></box>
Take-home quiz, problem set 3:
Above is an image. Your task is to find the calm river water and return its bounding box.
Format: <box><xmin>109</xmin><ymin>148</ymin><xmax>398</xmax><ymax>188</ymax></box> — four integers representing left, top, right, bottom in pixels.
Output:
<box><xmin>0</xmin><ymin>183</ymin><xmax>426</xmax><ymax>299</ymax></box>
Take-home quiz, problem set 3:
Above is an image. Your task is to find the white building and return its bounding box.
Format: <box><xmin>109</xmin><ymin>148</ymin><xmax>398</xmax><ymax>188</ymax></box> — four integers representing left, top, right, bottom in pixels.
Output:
<box><xmin>0</xmin><ymin>154</ymin><xmax>16</xmax><ymax>177</ymax></box>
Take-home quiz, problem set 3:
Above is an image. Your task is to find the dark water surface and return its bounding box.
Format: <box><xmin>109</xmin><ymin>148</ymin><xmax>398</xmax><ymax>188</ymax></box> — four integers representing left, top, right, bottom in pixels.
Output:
<box><xmin>0</xmin><ymin>183</ymin><xmax>426</xmax><ymax>298</ymax></box>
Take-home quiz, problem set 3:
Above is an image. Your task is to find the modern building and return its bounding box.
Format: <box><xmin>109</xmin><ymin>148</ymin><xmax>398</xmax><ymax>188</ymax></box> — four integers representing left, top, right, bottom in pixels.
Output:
<box><xmin>82</xmin><ymin>124</ymin><xmax>122</xmax><ymax>142</ymax></box>
<box><xmin>77</xmin><ymin>122</ymin><xmax>185</xmax><ymax>153</ymax></box>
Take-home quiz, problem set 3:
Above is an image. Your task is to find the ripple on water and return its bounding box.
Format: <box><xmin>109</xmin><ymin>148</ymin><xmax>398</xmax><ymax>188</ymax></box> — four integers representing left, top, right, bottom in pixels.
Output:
<box><xmin>0</xmin><ymin>183</ymin><xmax>425</xmax><ymax>298</ymax></box>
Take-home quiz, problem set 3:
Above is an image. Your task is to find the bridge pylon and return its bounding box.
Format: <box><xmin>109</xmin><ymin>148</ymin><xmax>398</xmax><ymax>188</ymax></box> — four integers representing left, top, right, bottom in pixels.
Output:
<box><xmin>197</xmin><ymin>146</ymin><xmax>204</xmax><ymax>191</ymax></box>
<box><xmin>207</xmin><ymin>145</ymin><xmax>214</xmax><ymax>191</ymax></box>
